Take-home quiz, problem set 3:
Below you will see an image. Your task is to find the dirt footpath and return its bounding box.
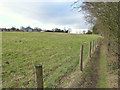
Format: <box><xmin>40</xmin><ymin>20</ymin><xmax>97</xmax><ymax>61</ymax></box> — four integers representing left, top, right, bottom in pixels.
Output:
<box><xmin>68</xmin><ymin>44</ymin><xmax>101</xmax><ymax>88</ymax></box>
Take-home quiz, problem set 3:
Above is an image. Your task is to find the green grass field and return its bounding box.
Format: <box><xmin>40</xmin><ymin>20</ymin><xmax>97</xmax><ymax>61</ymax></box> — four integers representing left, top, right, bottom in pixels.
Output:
<box><xmin>2</xmin><ymin>32</ymin><xmax>101</xmax><ymax>88</ymax></box>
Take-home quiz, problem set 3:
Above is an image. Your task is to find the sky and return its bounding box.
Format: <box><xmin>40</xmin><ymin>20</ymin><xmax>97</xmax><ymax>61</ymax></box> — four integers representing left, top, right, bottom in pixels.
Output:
<box><xmin>0</xmin><ymin>0</ymin><xmax>92</xmax><ymax>33</ymax></box>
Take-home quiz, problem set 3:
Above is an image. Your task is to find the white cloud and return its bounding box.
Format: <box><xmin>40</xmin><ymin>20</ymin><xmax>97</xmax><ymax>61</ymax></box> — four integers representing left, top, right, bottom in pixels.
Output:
<box><xmin>0</xmin><ymin>0</ymin><xmax>76</xmax><ymax>2</ymax></box>
<box><xmin>0</xmin><ymin>1</ymin><xmax>91</xmax><ymax>33</ymax></box>
<box><xmin>0</xmin><ymin>2</ymin><xmax>41</xmax><ymax>28</ymax></box>
<box><xmin>1</xmin><ymin>0</ymin><xmax>119</xmax><ymax>2</ymax></box>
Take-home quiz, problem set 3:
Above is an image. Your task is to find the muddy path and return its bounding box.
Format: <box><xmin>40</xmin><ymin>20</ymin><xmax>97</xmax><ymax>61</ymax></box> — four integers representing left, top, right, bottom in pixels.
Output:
<box><xmin>68</xmin><ymin>44</ymin><xmax>101</xmax><ymax>88</ymax></box>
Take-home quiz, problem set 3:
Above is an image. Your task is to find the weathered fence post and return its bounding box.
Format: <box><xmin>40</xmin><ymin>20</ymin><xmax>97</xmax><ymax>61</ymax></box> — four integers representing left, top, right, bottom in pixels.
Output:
<box><xmin>35</xmin><ymin>64</ymin><xmax>43</xmax><ymax>88</ymax></box>
<box><xmin>80</xmin><ymin>45</ymin><xmax>83</xmax><ymax>71</ymax></box>
<box><xmin>89</xmin><ymin>41</ymin><xmax>91</xmax><ymax>58</ymax></box>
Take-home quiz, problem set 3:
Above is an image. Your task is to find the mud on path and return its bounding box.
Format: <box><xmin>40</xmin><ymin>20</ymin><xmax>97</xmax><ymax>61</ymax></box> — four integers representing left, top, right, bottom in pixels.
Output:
<box><xmin>69</xmin><ymin>44</ymin><xmax>101</xmax><ymax>88</ymax></box>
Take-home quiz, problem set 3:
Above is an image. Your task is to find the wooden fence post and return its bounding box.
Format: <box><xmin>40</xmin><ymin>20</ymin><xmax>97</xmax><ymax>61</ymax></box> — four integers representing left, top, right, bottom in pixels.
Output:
<box><xmin>35</xmin><ymin>64</ymin><xmax>43</xmax><ymax>88</ymax></box>
<box><xmin>80</xmin><ymin>45</ymin><xmax>83</xmax><ymax>71</ymax></box>
<box><xmin>89</xmin><ymin>41</ymin><xmax>91</xmax><ymax>58</ymax></box>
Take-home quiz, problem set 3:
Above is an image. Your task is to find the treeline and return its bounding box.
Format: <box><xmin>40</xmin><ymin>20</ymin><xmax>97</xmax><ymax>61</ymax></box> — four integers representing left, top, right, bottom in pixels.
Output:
<box><xmin>85</xmin><ymin>30</ymin><xmax>93</xmax><ymax>34</ymax></box>
<box><xmin>0</xmin><ymin>26</ymin><xmax>71</xmax><ymax>33</ymax></box>
<box><xmin>73</xmin><ymin>2</ymin><xmax>119</xmax><ymax>57</ymax></box>
<box><xmin>45</xmin><ymin>28</ymin><xmax>71</xmax><ymax>33</ymax></box>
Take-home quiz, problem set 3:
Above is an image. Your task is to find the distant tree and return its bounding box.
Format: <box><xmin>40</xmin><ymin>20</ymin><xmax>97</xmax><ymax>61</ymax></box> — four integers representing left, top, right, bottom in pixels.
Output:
<box><xmin>44</xmin><ymin>28</ymin><xmax>70</xmax><ymax>33</ymax></box>
<box><xmin>33</xmin><ymin>27</ymin><xmax>38</xmax><ymax>32</ymax></box>
<box><xmin>16</xmin><ymin>29</ymin><xmax>19</xmax><ymax>32</ymax></box>
<box><xmin>26</xmin><ymin>26</ymin><xmax>31</xmax><ymax>28</ymax></box>
<box><xmin>86</xmin><ymin>30</ymin><xmax>92</xmax><ymax>34</ymax></box>
<box><xmin>83</xmin><ymin>30</ymin><xmax>86</xmax><ymax>34</ymax></box>
<box><xmin>64</xmin><ymin>27</ymin><xmax>66</xmax><ymax>32</ymax></box>
<box><xmin>11</xmin><ymin>27</ymin><xmax>16</xmax><ymax>31</ymax></box>
<box><xmin>52</xmin><ymin>28</ymin><xmax>55</xmax><ymax>32</ymax></box>
<box><xmin>33</xmin><ymin>27</ymin><xmax>42</xmax><ymax>32</ymax></box>
<box><xmin>45</xmin><ymin>30</ymin><xmax>53</xmax><ymax>32</ymax></box>
<box><xmin>65</xmin><ymin>30</ymin><xmax>68</xmax><ymax>33</ymax></box>
<box><xmin>20</xmin><ymin>26</ymin><xmax>25</xmax><ymax>32</ymax></box>
<box><xmin>20</xmin><ymin>26</ymin><xmax>25</xmax><ymax>30</ymax></box>
<box><xmin>68</xmin><ymin>28</ymin><xmax>72</xmax><ymax>33</ymax></box>
<box><xmin>54</xmin><ymin>28</ymin><xmax>61</xmax><ymax>32</ymax></box>
<box><xmin>8</xmin><ymin>29</ymin><xmax>10</xmax><ymax>32</ymax></box>
<box><xmin>38</xmin><ymin>28</ymin><xmax>42</xmax><ymax>32</ymax></box>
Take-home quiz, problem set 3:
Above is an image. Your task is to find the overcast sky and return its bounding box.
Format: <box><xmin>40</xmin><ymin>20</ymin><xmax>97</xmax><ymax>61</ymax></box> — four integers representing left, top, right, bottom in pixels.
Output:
<box><xmin>0</xmin><ymin>0</ymin><xmax>92</xmax><ymax>33</ymax></box>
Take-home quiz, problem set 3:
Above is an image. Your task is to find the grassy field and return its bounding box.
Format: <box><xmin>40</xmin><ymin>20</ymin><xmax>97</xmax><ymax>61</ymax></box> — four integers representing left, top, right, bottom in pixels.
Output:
<box><xmin>2</xmin><ymin>32</ymin><xmax>101</xmax><ymax>88</ymax></box>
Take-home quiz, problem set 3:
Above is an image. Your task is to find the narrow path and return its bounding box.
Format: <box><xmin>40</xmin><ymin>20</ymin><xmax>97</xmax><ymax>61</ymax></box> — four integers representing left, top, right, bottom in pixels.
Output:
<box><xmin>68</xmin><ymin>44</ymin><xmax>101</xmax><ymax>88</ymax></box>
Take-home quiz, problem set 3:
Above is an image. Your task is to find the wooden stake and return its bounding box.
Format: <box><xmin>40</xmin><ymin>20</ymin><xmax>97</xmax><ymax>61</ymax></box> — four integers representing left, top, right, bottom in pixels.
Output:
<box><xmin>35</xmin><ymin>64</ymin><xmax>43</xmax><ymax>88</ymax></box>
<box><xmin>89</xmin><ymin>41</ymin><xmax>91</xmax><ymax>58</ymax></box>
<box><xmin>80</xmin><ymin>45</ymin><xmax>83</xmax><ymax>71</ymax></box>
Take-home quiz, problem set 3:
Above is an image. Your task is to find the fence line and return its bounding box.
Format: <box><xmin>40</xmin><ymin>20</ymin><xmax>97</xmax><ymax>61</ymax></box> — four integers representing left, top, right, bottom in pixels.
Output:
<box><xmin>34</xmin><ymin>38</ymin><xmax>102</xmax><ymax>88</ymax></box>
<box><xmin>2</xmin><ymin>48</ymin><xmax>80</xmax><ymax>88</ymax></box>
<box><xmin>35</xmin><ymin>53</ymin><xmax>80</xmax><ymax>88</ymax></box>
<box><xmin>2</xmin><ymin>48</ymin><xmax>79</xmax><ymax>87</ymax></box>
<box><xmin>3</xmin><ymin>38</ymin><xmax>102</xmax><ymax>88</ymax></box>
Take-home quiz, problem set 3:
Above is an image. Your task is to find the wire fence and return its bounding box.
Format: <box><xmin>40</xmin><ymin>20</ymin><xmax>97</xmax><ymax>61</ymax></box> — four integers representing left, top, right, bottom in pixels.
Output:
<box><xmin>43</xmin><ymin>53</ymin><xmax>80</xmax><ymax>82</ymax></box>
<box><xmin>2</xmin><ymin>47</ymin><xmax>80</xmax><ymax>88</ymax></box>
<box><xmin>2</xmin><ymin>38</ymin><xmax>102</xmax><ymax>88</ymax></box>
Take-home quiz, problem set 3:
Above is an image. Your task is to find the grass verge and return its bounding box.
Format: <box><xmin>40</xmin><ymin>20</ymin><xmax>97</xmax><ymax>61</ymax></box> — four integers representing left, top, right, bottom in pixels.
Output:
<box><xmin>98</xmin><ymin>45</ymin><xmax>108</xmax><ymax>88</ymax></box>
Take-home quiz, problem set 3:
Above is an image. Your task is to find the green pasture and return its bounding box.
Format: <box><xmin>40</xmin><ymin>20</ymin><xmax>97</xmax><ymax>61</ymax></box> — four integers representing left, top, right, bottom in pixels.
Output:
<box><xmin>2</xmin><ymin>32</ymin><xmax>101</xmax><ymax>88</ymax></box>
